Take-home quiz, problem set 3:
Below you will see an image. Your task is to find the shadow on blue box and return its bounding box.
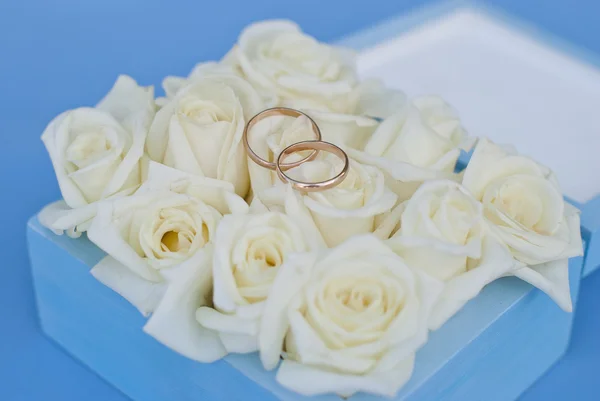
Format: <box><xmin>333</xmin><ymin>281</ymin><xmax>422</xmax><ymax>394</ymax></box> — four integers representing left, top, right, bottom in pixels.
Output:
<box><xmin>27</xmin><ymin>213</ymin><xmax>583</xmax><ymax>401</ymax></box>
<box><xmin>580</xmin><ymin>196</ymin><xmax>600</xmax><ymax>278</ymax></box>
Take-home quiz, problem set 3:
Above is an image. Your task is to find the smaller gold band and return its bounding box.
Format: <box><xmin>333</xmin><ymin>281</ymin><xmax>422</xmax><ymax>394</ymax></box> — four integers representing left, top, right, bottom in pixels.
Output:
<box><xmin>276</xmin><ymin>140</ymin><xmax>349</xmax><ymax>192</ymax></box>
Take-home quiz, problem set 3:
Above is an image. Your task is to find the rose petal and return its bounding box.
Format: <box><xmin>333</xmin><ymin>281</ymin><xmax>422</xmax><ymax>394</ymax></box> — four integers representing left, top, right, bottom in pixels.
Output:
<box><xmin>163</xmin><ymin>115</ymin><xmax>205</xmax><ymax>175</ymax></box>
<box><xmin>38</xmin><ymin>200</ymin><xmax>98</xmax><ymax>237</ymax></box>
<box><xmin>249</xmin><ymin>196</ymin><xmax>269</xmax><ymax>214</ymax></box>
<box><xmin>513</xmin><ymin>258</ymin><xmax>573</xmax><ymax>312</ymax></box>
<box><xmin>373</xmin><ymin>201</ymin><xmax>406</xmax><ymax>240</ymax></box>
<box><xmin>282</xmin><ymin>186</ymin><xmax>326</xmax><ymax>249</ymax></box>
<box><xmin>212</xmin><ymin>215</ymin><xmax>249</xmax><ymax>312</ymax></box>
<box><xmin>41</xmin><ymin>112</ymin><xmax>89</xmax><ymax>208</ymax></box>
<box><xmin>307</xmin><ymin>110</ymin><xmax>378</xmax><ymax>150</ymax></box>
<box><xmin>462</xmin><ymin>138</ymin><xmax>547</xmax><ymax>200</ymax></box>
<box><xmin>145</xmin><ymin>100</ymin><xmax>177</xmax><ymax>162</ymax></box>
<box><xmin>276</xmin><ymin>355</ymin><xmax>414</xmax><ymax>398</ymax></box>
<box><xmin>162</xmin><ymin>76</ymin><xmax>189</xmax><ymax>99</ymax></box>
<box><xmin>287</xmin><ymin>310</ymin><xmax>378</xmax><ymax>375</ymax></box>
<box><xmin>355</xmin><ymin>79</ymin><xmax>407</xmax><ymax>119</ymax></box>
<box><xmin>219</xmin><ymin>332</ymin><xmax>258</xmax><ymax>354</ymax></box>
<box><xmin>259</xmin><ymin>252</ymin><xmax>316</xmax><ymax>370</ymax></box>
<box><xmin>385</xmin><ymin>269</ymin><xmax>442</xmax><ymax>353</ymax></box>
<box><xmin>91</xmin><ymin>255</ymin><xmax>167</xmax><ymax>316</ymax></box>
<box><xmin>87</xmin><ymin>198</ymin><xmax>163</xmax><ymax>282</ymax></box>
<box><xmin>143</xmin><ymin>247</ymin><xmax>227</xmax><ymax>363</ymax></box>
<box><xmin>161</xmin><ymin>61</ymin><xmax>243</xmax><ymax>100</ymax></box>
<box><xmin>302</xmin><ymin>164</ymin><xmax>397</xmax><ymax>246</ymax></box>
<box><xmin>428</xmin><ymin>236</ymin><xmax>518</xmax><ymax>330</ymax></box>
<box><xmin>141</xmin><ymin>162</ymin><xmax>249</xmax><ymax>216</ymax></box>
<box><xmin>100</xmin><ymin>110</ymin><xmax>148</xmax><ymax>198</ymax></box>
<box><xmin>96</xmin><ymin>75</ymin><xmax>154</xmax><ymax>125</ymax></box>
<box><xmin>195</xmin><ymin>307</ymin><xmax>259</xmax><ymax>337</ymax></box>
<box><xmin>562</xmin><ymin>202</ymin><xmax>585</xmax><ymax>258</ymax></box>
<box><xmin>349</xmin><ymin>147</ymin><xmax>458</xmax><ymax>183</ymax></box>
<box><xmin>237</xmin><ymin>20</ymin><xmax>303</xmax><ymax>90</ymax></box>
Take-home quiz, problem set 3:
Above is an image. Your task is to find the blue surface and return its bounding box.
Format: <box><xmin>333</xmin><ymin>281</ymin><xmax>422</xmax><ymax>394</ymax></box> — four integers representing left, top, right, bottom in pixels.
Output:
<box><xmin>26</xmin><ymin>217</ymin><xmax>582</xmax><ymax>401</ymax></box>
<box><xmin>581</xmin><ymin>196</ymin><xmax>600</xmax><ymax>277</ymax></box>
<box><xmin>2</xmin><ymin>0</ymin><xmax>600</xmax><ymax>400</ymax></box>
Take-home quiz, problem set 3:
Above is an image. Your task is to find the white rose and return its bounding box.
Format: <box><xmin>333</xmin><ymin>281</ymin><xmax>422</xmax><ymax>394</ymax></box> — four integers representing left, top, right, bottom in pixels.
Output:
<box><xmin>225</xmin><ymin>20</ymin><xmax>359</xmax><ymax>113</ymax></box>
<box><xmin>385</xmin><ymin>180</ymin><xmax>519</xmax><ymax>329</ymax></box>
<box><xmin>259</xmin><ymin>234</ymin><xmax>443</xmax><ymax>398</ymax></box>
<box><xmin>39</xmin><ymin>75</ymin><xmax>155</xmax><ymax>237</ymax></box>
<box><xmin>142</xmin><ymin>192</ymin><xmax>324</xmax><ymax>362</ymax></box>
<box><xmin>145</xmin><ymin>75</ymin><xmax>263</xmax><ymax>198</ymax></box>
<box><xmin>87</xmin><ymin>162</ymin><xmax>248</xmax><ymax>316</ymax></box>
<box><xmin>350</xmin><ymin>95</ymin><xmax>475</xmax><ymax>201</ymax></box>
<box><xmin>260</xmin><ymin>156</ymin><xmax>398</xmax><ymax>246</ymax></box>
<box><xmin>462</xmin><ymin>138</ymin><xmax>583</xmax><ymax>310</ymax></box>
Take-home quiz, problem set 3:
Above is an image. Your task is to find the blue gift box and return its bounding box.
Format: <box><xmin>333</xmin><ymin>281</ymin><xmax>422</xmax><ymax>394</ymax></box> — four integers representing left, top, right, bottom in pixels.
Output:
<box><xmin>27</xmin><ymin>216</ymin><xmax>584</xmax><ymax>401</ymax></box>
<box><xmin>26</xmin><ymin>1</ymin><xmax>600</xmax><ymax>400</ymax></box>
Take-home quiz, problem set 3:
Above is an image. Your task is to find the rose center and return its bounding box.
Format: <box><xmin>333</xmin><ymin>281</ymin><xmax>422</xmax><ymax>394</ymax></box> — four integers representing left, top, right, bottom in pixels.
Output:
<box><xmin>338</xmin><ymin>287</ymin><xmax>376</xmax><ymax>311</ymax></box>
<box><xmin>149</xmin><ymin>207</ymin><xmax>210</xmax><ymax>259</ymax></box>
<box><xmin>305</xmin><ymin>271</ymin><xmax>406</xmax><ymax>349</ymax></box>
<box><xmin>231</xmin><ymin>229</ymin><xmax>296</xmax><ymax>304</ymax></box>
<box><xmin>430</xmin><ymin>189</ymin><xmax>478</xmax><ymax>245</ymax></box>
<box><xmin>495</xmin><ymin>182</ymin><xmax>543</xmax><ymax>230</ymax></box>
<box><xmin>326</xmin><ymin>278</ymin><xmax>389</xmax><ymax>316</ymax></box>
<box><xmin>160</xmin><ymin>230</ymin><xmax>190</xmax><ymax>252</ymax></box>
<box><xmin>178</xmin><ymin>96</ymin><xmax>232</xmax><ymax>124</ymax></box>
<box><xmin>66</xmin><ymin>130</ymin><xmax>113</xmax><ymax>169</ymax></box>
<box><xmin>245</xmin><ymin>238</ymin><xmax>285</xmax><ymax>271</ymax></box>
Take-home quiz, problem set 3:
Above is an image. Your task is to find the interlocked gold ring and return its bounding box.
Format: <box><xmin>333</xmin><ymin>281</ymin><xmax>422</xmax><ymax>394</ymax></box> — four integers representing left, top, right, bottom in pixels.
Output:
<box><xmin>276</xmin><ymin>140</ymin><xmax>349</xmax><ymax>192</ymax></box>
<box><xmin>243</xmin><ymin>107</ymin><xmax>322</xmax><ymax>170</ymax></box>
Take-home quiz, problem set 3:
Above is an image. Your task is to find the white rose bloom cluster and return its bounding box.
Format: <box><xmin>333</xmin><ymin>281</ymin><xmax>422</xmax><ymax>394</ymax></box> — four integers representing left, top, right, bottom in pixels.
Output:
<box><xmin>38</xmin><ymin>19</ymin><xmax>583</xmax><ymax>399</ymax></box>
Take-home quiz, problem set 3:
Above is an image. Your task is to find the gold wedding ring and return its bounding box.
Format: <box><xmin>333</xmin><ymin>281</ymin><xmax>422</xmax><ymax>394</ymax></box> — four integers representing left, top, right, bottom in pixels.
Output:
<box><xmin>243</xmin><ymin>107</ymin><xmax>322</xmax><ymax>170</ymax></box>
<box><xmin>276</xmin><ymin>140</ymin><xmax>349</xmax><ymax>192</ymax></box>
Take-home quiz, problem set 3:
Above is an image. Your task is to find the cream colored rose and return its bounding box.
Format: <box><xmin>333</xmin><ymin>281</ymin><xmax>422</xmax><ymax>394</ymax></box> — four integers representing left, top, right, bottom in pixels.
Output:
<box><xmin>260</xmin><ymin>156</ymin><xmax>397</xmax><ymax>246</ymax></box>
<box><xmin>462</xmin><ymin>138</ymin><xmax>583</xmax><ymax>311</ymax></box>
<box><xmin>350</xmin><ymin>95</ymin><xmax>475</xmax><ymax>201</ymax></box>
<box><xmin>224</xmin><ymin>19</ymin><xmax>406</xmax><ymax>149</ymax></box>
<box><xmin>224</xmin><ymin>20</ymin><xmax>359</xmax><ymax>113</ymax></box>
<box><xmin>145</xmin><ymin>75</ymin><xmax>263</xmax><ymax>198</ymax></box>
<box><xmin>259</xmin><ymin>235</ymin><xmax>443</xmax><ymax>398</ymax></box>
<box><xmin>87</xmin><ymin>162</ymin><xmax>248</xmax><ymax>316</ymax></box>
<box><xmin>195</xmin><ymin>211</ymin><xmax>319</xmax><ymax>353</ymax></box>
<box><xmin>385</xmin><ymin>180</ymin><xmax>519</xmax><ymax>329</ymax></box>
<box><xmin>39</xmin><ymin>75</ymin><xmax>155</xmax><ymax>237</ymax></box>
<box><xmin>142</xmin><ymin>192</ymin><xmax>324</xmax><ymax>362</ymax></box>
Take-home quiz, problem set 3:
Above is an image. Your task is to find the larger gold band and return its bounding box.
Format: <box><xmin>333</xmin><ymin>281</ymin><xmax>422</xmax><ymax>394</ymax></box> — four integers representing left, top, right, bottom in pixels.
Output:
<box><xmin>275</xmin><ymin>140</ymin><xmax>349</xmax><ymax>192</ymax></box>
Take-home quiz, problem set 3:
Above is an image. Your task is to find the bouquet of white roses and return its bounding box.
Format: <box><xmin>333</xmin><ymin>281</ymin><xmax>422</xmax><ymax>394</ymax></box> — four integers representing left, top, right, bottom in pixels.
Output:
<box><xmin>38</xmin><ymin>19</ymin><xmax>583</xmax><ymax>399</ymax></box>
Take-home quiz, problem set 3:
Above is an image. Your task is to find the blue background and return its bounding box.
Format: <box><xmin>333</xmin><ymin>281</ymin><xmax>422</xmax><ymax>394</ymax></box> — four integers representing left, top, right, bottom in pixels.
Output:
<box><xmin>1</xmin><ymin>0</ymin><xmax>599</xmax><ymax>400</ymax></box>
